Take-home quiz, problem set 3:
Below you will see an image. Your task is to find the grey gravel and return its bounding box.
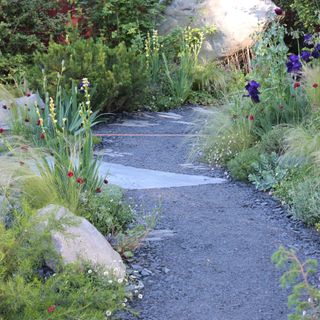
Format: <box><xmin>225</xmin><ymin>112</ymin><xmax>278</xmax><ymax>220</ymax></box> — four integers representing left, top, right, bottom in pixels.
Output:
<box><xmin>95</xmin><ymin>106</ymin><xmax>320</xmax><ymax>320</ymax></box>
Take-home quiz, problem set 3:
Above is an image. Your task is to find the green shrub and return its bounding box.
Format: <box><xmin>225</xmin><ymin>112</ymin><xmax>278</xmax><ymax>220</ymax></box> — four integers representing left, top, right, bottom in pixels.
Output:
<box><xmin>0</xmin><ymin>212</ymin><xmax>126</xmax><ymax>320</ymax></box>
<box><xmin>227</xmin><ymin>147</ymin><xmax>261</xmax><ymax>181</ymax></box>
<box><xmin>0</xmin><ymin>0</ymin><xmax>65</xmax><ymax>81</ymax></box>
<box><xmin>248</xmin><ymin>152</ymin><xmax>288</xmax><ymax>191</ymax></box>
<box><xmin>77</xmin><ymin>0</ymin><xmax>166</xmax><ymax>46</ymax></box>
<box><xmin>28</xmin><ymin>38</ymin><xmax>148</xmax><ymax>112</ymax></box>
<box><xmin>273</xmin><ymin>165</ymin><xmax>310</xmax><ymax>204</ymax></box>
<box><xmin>274</xmin><ymin>0</ymin><xmax>320</xmax><ymax>32</ymax></box>
<box><xmin>290</xmin><ymin>175</ymin><xmax>320</xmax><ymax>225</ymax></box>
<box><xmin>80</xmin><ymin>186</ymin><xmax>133</xmax><ymax>235</ymax></box>
<box><xmin>258</xmin><ymin>125</ymin><xmax>289</xmax><ymax>155</ymax></box>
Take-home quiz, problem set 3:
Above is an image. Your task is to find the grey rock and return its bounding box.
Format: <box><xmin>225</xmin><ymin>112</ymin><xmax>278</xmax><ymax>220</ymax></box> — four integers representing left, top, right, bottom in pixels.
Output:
<box><xmin>163</xmin><ymin>267</ymin><xmax>170</xmax><ymax>274</ymax></box>
<box><xmin>159</xmin><ymin>0</ymin><xmax>276</xmax><ymax>58</ymax></box>
<box><xmin>141</xmin><ymin>268</ymin><xmax>153</xmax><ymax>277</ymax></box>
<box><xmin>37</xmin><ymin>205</ymin><xmax>126</xmax><ymax>279</ymax></box>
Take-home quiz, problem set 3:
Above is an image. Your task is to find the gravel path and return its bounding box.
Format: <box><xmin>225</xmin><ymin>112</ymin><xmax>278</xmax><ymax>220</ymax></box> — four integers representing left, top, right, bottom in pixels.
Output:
<box><xmin>95</xmin><ymin>106</ymin><xmax>320</xmax><ymax>320</ymax></box>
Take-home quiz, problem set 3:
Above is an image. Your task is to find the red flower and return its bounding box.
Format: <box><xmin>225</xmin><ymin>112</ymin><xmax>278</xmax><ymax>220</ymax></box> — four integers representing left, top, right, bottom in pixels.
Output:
<box><xmin>274</xmin><ymin>7</ymin><xmax>283</xmax><ymax>16</ymax></box>
<box><xmin>294</xmin><ymin>82</ymin><xmax>301</xmax><ymax>89</ymax></box>
<box><xmin>313</xmin><ymin>83</ymin><xmax>319</xmax><ymax>88</ymax></box>
<box><xmin>76</xmin><ymin>177</ymin><xmax>84</xmax><ymax>185</ymax></box>
<box><xmin>47</xmin><ymin>305</ymin><xmax>56</xmax><ymax>313</ymax></box>
<box><xmin>71</xmin><ymin>16</ymin><xmax>79</xmax><ymax>27</ymax></box>
<box><xmin>96</xmin><ymin>188</ymin><xmax>102</xmax><ymax>193</ymax></box>
<box><xmin>103</xmin><ymin>178</ymin><xmax>109</xmax><ymax>185</ymax></box>
<box><xmin>0</xmin><ymin>128</ymin><xmax>4</xmax><ymax>134</ymax></box>
<box><xmin>40</xmin><ymin>133</ymin><xmax>45</xmax><ymax>140</ymax></box>
<box><xmin>67</xmin><ymin>171</ymin><xmax>74</xmax><ymax>178</ymax></box>
<box><xmin>84</xmin><ymin>28</ymin><xmax>93</xmax><ymax>39</ymax></box>
<box><xmin>249</xmin><ymin>115</ymin><xmax>254</xmax><ymax>121</ymax></box>
<box><xmin>26</xmin><ymin>92</ymin><xmax>31</xmax><ymax>97</ymax></box>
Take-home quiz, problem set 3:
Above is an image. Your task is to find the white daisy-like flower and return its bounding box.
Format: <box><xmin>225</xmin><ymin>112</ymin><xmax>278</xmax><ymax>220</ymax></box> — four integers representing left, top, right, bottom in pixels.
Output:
<box><xmin>138</xmin><ymin>294</ymin><xmax>143</xmax><ymax>299</ymax></box>
<box><xmin>88</xmin><ymin>269</ymin><xmax>93</xmax><ymax>274</ymax></box>
<box><xmin>118</xmin><ymin>278</ymin><xmax>124</xmax><ymax>284</ymax></box>
<box><xmin>105</xmin><ymin>310</ymin><xmax>112</xmax><ymax>317</ymax></box>
<box><xmin>103</xmin><ymin>271</ymin><xmax>109</xmax><ymax>276</ymax></box>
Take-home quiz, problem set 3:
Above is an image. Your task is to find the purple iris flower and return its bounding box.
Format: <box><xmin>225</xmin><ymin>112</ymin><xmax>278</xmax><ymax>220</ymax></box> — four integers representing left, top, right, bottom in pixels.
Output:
<box><xmin>304</xmin><ymin>34</ymin><xmax>313</xmax><ymax>43</ymax></box>
<box><xmin>245</xmin><ymin>80</ymin><xmax>261</xmax><ymax>103</ymax></box>
<box><xmin>312</xmin><ymin>44</ymin><xmax>320</xmax><ymax>59</ymax></box>
<box><xmin>301</xmin><ymin>51</ymin><xmax>312</xmax><ymax>62</ymax></box>
<box><xmin>286</xmin><ymin>54</ymin><xmax>302</xmax><ymax>73</ymax></box>
<box><xmin>303</xmin><ymin>34</ymin><xmax>314</xmax><ymax>49</ymax></box>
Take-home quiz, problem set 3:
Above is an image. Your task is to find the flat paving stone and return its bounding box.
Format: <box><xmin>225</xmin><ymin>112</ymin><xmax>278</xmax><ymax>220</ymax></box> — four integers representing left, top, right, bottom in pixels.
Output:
<box><xmin>99</xmin><ymin>162</ymin><xmax>226</xmax><ymax>190</ymax></box>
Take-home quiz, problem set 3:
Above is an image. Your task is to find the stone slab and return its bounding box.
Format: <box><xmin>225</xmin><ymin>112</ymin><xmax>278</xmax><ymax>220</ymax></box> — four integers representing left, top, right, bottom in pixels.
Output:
<box><xmin>99</xmin><ymin>162</ymin><xmax>226</xmax><ymax>190</ymax></box>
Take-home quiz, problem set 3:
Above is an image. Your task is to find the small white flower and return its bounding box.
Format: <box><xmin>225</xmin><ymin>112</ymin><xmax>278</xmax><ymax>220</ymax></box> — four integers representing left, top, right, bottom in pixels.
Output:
<box><xmin>122</xmin><ymin>303</ymin><xmax>126</xmax><ymax>307</ymax></box>
<box><xmin>108</xmin><ymin>280</ymin><xmax>113</xmax><ymax>284</ymax></box>
<box><xmin>88</xmin><ymin>269</ymin><xmax>93</xmax><ymax>274</ymax></box>
<box><xmin>138</xmin><ymin>294</ymin><xmax>143</xmax><ymax>299</ymax></box>
<box><xmin>103</xmin><ymin>271</ymin><xmax>109</xmax><ymax>276</ymax></box>
<box><xmin>105</xmin><ymin>310</ymin><xmax>112</xmax><ymax>317</ymax></box>
<box><xmin>118</xmin><ymin>278</ymin><xmax>124</xmax><ymax>284</ymax></box>
<box><xmin>124</xmin><ymin>298</ymin><xmax>128</xmax><ymax>303</ymax></box>
<box><xmin>302</xmin><ymin>310</ymin><xmax>307</xmax><ymax>316</ymax></box>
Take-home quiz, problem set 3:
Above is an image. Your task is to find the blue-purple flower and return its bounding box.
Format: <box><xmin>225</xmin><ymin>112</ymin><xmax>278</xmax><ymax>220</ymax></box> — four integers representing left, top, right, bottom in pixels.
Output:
<box><xmin>312</xmin><ymin>44</ymin><xmax>320</xmax><ymax>59</ymax></box>
<box><xmin>301</xmin><ymin>50</ymin><xmax>312</xmax><ymax>62</ymax></box>
<box><xmin>78</xmin><ymin>80</ymin><xmax>92</xmax><ymax>93</ymax></box>
<box><xmin>286</xmin><ymin>54</ymin><xmax>302</xmax><ymax>73</ymax></box>
<box><xmin>304</xmin><ymin>34</ymin><xmax>314</xmax><ymax>48</ymax></box>
<box><xmin>245</xmin><ymin>80</ymin><xmax>261</xmax><ymax>103</ymax></box>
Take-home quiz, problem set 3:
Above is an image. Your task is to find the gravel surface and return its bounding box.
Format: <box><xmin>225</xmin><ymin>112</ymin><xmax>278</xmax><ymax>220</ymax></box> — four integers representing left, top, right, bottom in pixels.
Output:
<box><xmin>95</xmin><ymin>106</ymin><xmax>320</xmax><ymax>320</ymax></box>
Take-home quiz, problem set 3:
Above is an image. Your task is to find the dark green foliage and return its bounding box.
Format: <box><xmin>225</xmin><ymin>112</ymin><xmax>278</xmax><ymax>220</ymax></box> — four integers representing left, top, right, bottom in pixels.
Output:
<box><xmin>76</xmin><ymin>0</ymin><xmax>166</xmax><ymax>46</ymax></box>
<box><xmin>80</xmin><ymin>187</ymin><xmax>133</xmax><ymax>235</ymax></box>
<box><xmin>274</xmin><ymin>0</ymin><xmax>320</xmax><ymax>32</ymax></box>
<box><xmin>0</xmin><ymin>0</ymin><xmax>65</xmax><ymax>81</ymax></box>
<box><xmin>28</xmin><ymin>38</ymin><xmax>147</xmax><ymax>112</ymax></box>
<box><xmin>227</xmin><ymin>147</ymin><xmax>261</xmax><ymax>182</ymax></box>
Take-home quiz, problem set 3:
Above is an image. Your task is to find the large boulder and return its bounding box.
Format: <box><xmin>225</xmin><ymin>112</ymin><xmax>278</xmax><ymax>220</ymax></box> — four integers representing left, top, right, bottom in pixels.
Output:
<box><xmin>38</xmin><ymin>205</ymin><xmax>126</xmax><ymax>279</ymax></box>
<box><xmin>0</xmin><ymin>93</ymin><xmax>45</xmax><ymax>129</ymax></box>
<box><xmin>159</xmin><ymin>0</ymin><xmax>276</xmax><ymax>58</ymax></box>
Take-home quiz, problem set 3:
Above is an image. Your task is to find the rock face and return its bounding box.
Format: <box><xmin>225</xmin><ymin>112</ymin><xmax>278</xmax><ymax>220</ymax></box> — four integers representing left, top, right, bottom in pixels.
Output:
<box><xmin>0</xmin><ymin>93</ymin><xmax>45</xmax><ymax>129</ymax></box>
<box><xmin>160</xmin><ymin>0</ymin><xmax>276</xmax><ymax>58</ymax></box>
<box><xmin>38</xmin><ymin>205</ymin><xmax>126</xmax><ymax>279</ymax></box>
